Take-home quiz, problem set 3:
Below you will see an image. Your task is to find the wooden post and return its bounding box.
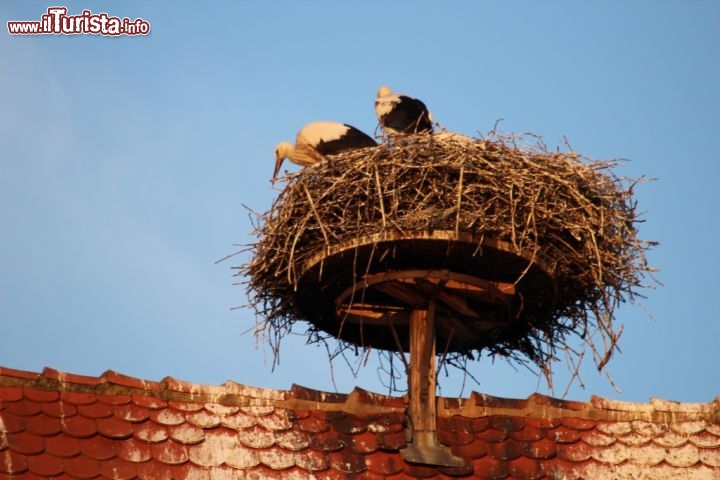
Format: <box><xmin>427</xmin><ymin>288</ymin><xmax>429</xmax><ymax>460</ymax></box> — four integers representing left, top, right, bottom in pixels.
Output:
<box><xmin>402</xmin><ymin>301</ymin><xmax>465</xmax><ymax>467</ymax></box>
<box><xmin>408</xmin><ymin>303</ymin><xmax>436</xmax><ymax>437</ymax></box>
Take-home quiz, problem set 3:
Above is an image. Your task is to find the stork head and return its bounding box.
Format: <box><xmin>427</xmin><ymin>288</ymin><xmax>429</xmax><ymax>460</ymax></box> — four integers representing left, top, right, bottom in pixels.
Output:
<box><xmin>376</xmin><ymin>85</ymin><xmax>392</xmax><ymax>99</ymax></box>
<box><xmin>273</xmin><ymin>141</ymin><xmax>294</xmax><ymax>180</ymax></box>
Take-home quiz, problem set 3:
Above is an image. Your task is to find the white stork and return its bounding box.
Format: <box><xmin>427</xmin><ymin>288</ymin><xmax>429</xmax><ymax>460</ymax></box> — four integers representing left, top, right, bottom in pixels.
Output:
<box><xmin>273</xmin><ymin>121</ymin><xmax>377</xmax><ymax>179</ymax></box>
<box><xmin>375</xmin><ymin>86</ymin><xmax>433</xmax><ymax>135</ymax></box>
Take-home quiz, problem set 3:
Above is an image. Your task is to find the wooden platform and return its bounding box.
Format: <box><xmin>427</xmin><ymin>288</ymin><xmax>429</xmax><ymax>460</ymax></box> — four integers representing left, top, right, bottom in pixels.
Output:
<box><xmin>294</xmin><ymin>230</ymin><xmax>555</xmax><ymax>354</ymax></box>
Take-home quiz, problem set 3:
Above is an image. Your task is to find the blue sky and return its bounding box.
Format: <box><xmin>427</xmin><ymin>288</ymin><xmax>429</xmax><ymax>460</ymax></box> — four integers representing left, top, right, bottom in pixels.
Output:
<box><xmin>1</xmin><ymin>1</ymin><xmax>718</xmax><ymax>404</ymax></box>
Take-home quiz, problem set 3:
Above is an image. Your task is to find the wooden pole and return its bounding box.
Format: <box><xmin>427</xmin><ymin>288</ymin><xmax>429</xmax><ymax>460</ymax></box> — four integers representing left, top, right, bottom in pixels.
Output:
<box><xmin>408</xmin><ymin>302</ymin><xmax>436</xmax><ymax>436</ymax></box>
<box><xmin>402</xmin><ymin>300</ymin><xmax>465</xmax><ymax>467</ymax></box>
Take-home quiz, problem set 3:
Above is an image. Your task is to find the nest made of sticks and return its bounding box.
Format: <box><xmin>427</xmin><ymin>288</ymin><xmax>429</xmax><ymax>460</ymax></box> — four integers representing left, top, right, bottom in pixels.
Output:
<box><xmin>240</xmin><ymin>132</ymin><xmax>656</xmax><ymax>382</ymax></box>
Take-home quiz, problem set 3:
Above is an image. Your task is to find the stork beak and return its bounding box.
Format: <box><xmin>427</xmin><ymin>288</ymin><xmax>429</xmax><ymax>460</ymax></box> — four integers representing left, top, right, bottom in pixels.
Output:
<box><xmin>272</xmin><ymin>156</ymin><xmax>284</xmax><ymax>180</ymax></box>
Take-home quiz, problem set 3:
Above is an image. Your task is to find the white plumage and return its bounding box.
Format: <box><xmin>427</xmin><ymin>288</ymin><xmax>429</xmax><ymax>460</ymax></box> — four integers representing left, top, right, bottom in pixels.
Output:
<box><xmin>273</xmin><ymin>121</ymin><xmax>377</xmax><ymax>179</ymax></box>
<box><xmin>375</xmin><ymin>86</ymin><xmax>433</xmax><ymax>135</ymax></box>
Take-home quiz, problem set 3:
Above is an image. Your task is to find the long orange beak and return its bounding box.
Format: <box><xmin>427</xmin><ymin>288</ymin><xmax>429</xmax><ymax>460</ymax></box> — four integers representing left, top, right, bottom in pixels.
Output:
<box><xmin>272</xmin><ymin>156</ymin><xmax>284</xmax><ymax>180</ymax></box>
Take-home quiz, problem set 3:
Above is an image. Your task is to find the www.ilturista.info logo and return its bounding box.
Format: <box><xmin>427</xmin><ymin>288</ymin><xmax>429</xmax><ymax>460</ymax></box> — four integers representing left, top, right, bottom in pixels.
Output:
<box><xmin>7</xmin><ymin>7</ymin><xmax>150</xmax><ymax>36</ymax></box>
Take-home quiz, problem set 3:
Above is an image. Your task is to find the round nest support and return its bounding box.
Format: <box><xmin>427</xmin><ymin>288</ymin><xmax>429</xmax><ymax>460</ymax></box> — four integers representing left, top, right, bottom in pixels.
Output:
<box><xmin>242</xmin><ymin>133</ymin><xmax>655</xmax><ymax>376</ymax></box>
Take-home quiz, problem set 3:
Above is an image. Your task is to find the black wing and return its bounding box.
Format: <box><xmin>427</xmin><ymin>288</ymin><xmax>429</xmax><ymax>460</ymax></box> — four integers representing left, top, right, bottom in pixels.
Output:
<box><xmin>380</xmin><ymin>96</ymin><xmax>433</xmax><ymax>134</ymax></box>
<box><xmin>315</xmin><ymin>125</ymin><xmax>377</xmax><ymax>156</ymax></box>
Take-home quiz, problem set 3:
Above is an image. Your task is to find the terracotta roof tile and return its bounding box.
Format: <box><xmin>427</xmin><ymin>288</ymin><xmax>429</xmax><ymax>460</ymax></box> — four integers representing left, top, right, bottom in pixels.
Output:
<box><xmin>1</xmin><ymin>365</ymin><xmax>719</xmax><ymax>479</ymax></box>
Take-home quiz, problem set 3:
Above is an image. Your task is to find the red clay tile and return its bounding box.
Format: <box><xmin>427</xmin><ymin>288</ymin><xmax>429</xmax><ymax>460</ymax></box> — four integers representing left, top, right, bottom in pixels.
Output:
<box><xmin>60</xmin><ymin>391</ymin><xmax>98</xmax><ymax>406</ymax></box>
<box><xmin>0</xmin><ymin>388</ymin><xmax>23</xmax><ymax>402</ymax></box>
<box><xmin>452</xmin><ymin>438</ymin><xmax>488</xmax><ymax>459</ymax></box>
<box><xmin>45</xmin><ymin>434</ymin><xmax>81</xmax><ymax>458</ymax></box>
<box><xmin>508</xmin><ymin>456</ymin><xmax>543</xmax><ymax>480</ymax></box>
<box><xmin>0</xmin><ymin>366</ymin><xmax>39</xmax><ymax>381</ymax></box>
<box><xmin>81</xmin><ymin>435</ymin><xmax>117</xmax><ymax>460</ymax></box>
<box><xmin>185</xmin><ymin>410</ymin><xmax>221</xmax><ymax>429</ymax></box>
<box><xmin>258</xmin><ymin>445</ymin><xmax>296</xmax><ymax>470</ymax></box>
<box><xmin>699</xmin><ymin>446</ymin><xmax>720</xmax><ymax>467</ymax></box>
<box><xmin>311</xmin><ymin>429</ymin><xmax>348</xmax><ymax>452</ymax></box>
<box><xmin>591</xmin><ymin>441</ymin><xmax>631</xmax><ymax>465</ymax></box>
<box><xmin>491</xmin><ymin>416</ymin><xmax>525</xmax><ymax>432</ymax></box>
<box><xmin>168</xmin><ymin>423</ymin><xmax>205</xmax><ymax>446</ymax></box>
<box><xmin>240</xmin><ymin>405</ymin><xmax>275</xmax><ymax>416</ymax></box>
<box><xmin>524</xmin><ymin>416</ymin><xmax>562</xmax><ymax>430</ymax></box>
<box><xmin>131</xmin><ymin>395</ymin><xmax>167</xmax><ymax>410</ymax></box>
<box><xmin>315</xmin><ymin>468</ymin><xmax>354</xmax><ymax>480</ymax></box>
<box><xmin>460</xmin><ymin>416</ymin><xmax>492</xmax><ymax>433</ymax></box>
<box><xmin>311</xmin><ymin>410</ymin><xmax>346</xmax><ymax>422</ymax></box>
<box><xmin>556</xmin><ymin>441</ymin><xmax>593</xmax><ymax>462</ymax></box>
<box><xmin>561</xmin><ymin>417</ymin><xmax>596</xmax><ymax>431</ymax></box>
<box><xmin>203</xmin><ymin>403</ymin><xmax>240</xmax><ymax>416</ymax></box>
<box><xmin>692</xmin><ymin>431</ymin><xmax>720</xmax><ymax>448</ymax></box>
<box><xmin>257</xmin><ymin>411</ymin><xmax>294</xmax><ymax>432</ymax></box>
<box><xmin>367</xmin><ymin>414</ymin><xmax>404</xmax><ymax>434</ymax></box>
<box><xmin>153</xmin><ymin>440</ymin><xmax>189</xmax><ymax>465</ymax></box>
<box><xmin>365</xmin><ymin>450</ymin><xmax>403</xmax><ymax>476</ymax></box>
<box><xmin>329</xmin><ymin>449</ymin><xmax>366</xmax><ymax>473</ymax></box>
<box><xmin>78</xmin><ymin>401</ymin><xmax>115</xmax><ymax>419</ymax></box>
<box><xmin>671</xmin><ymin>421</ymin><xmax>707</xmax><ymax>436</ymax></box>
<box><xmin>580</xmin><ymin>430</ymin><xmax>617</xmax><ymax>447</ymax></box>
<box><xmin>488</xmin><ymin>438</ymin><xmax>524</xmax><ymax>461</ymax></box>
<box><xmin>524</xmin><ymin>437</ymin><xmax>557</xmax><ymax>460</ymax></box>
<box><xmin>225</xmin><ymin>445</ymin><xmax>261</xmax><ymax>469</ymax></box>
<box><xmin>42</xmin><ymin>400</ymin><xmax>77</xmax><ymax>418</ymax></box>
<box><xmin>294</xmin><ymin>446</ymin><xmax>329</xmax><ymax>472</ymax></box>
<box><xmin>475</xmin><ymin>427</ymin><xmax>508</xmax><ymax>443</ymax></box>
<box><xmin>101</xmin><ymin>370</ymin><xmax>149</xmax><ymax>390</ymax></box>
<box><xmin>22</xmin><ymin>387</ymin><xmax>59</xmax><ymax>403</ymax></box>
<box><xmin>549</xmin><ymin>426</ymin><xmax>581</xmax><ymax>444</ymax></box>
<box><xmin>168</xmin><ymin>401</ymin><xmax>203</xmax><ymax>412</ymax></box>
<box><xmin>42</xmin><ymin>368</ymin><xmax>98</xmax><ymax>386</ymax></box>
<box><xmin>510</xmin><ymin>424</ymin><xmax>544</xmax><ymax>443</ymax></box>
<box><xmin>61</xmin><ymin>414</ymin><xmax>97</xmax><ymax>438</ymax></box>
<box><xmin>114</xmin><ymin>403</ymin><xmax>149</xmax><ymax>423</ymax></box>
<box><xmin>351</xmin><ymin>429</ymin><xmax>380</xmax><ymax>454</ymax></box>
<box><xmin>440</xmin><ymin>462</ymin><xmax>474</xmax><ymax>477</ymax></box>
<box><xmin>26</xmin><ymin>452</ymin><xmax>64</xmax><ymax>476</ymax></box>
<box><xmin>332</xmin><ymin>415</ymin><xmax>368</xmax><ymax>435</ymax></box>
<box><xmin>134</xmin><ymin>423</ymin><xmax>169</xmax><ymax>443</ymax></box>
<box><xmin>6</xmin><ymin>432</ymin><xmax>44</xmax><ymax>455</ymax></box>
<box><xmin>116</xmin><ymin>437</ymin><xmax>152</xmax><ymax>462</ymax></box>
<box><xmin>298</xmin><ymin>415</ymin><xmax>330</xmax><ymax>434</ymax></box>
<box><xmin>3</xmin><ymin>399</ymin><xmax>41</xmax><ymax>417</ymax></box>
<box><xmin>64</xmin><ymin>455</ymin><xmax>101</xmax><ymax>479</ymax></box>
<box><xmin>237</xmin><ymin>424</ymin><xmax>275</xmax><ymax>449</ymax></box>
<box><xmin>187</xmin><ymin>431</ymin><xmax>235</xmax><ymax>467</ymax></box>
<box><xmin>100</xmin><ymin>457</ymin><xmax>137</xmax><ymax>480</ymax></box>
<box><xmin>438</xmin><ymin>425</ymin><xmax>474</xmax><ymax>446</ymax></box>
<box><xmin>221</xmin><ymin>411</ymin><xmax>258</xmax><ymax>430</ymax></box>
<box><xmin>472</xmin><ymin>455</ymin><xmax>507</xmax><ymax>480</ymax></box>
<box><xmin>379</xmin><ymin>430</ymin><xmax>407</xmax><ymax>450</ymax></box>
<box><xmin>97</xmin><ymin>394</ymin><xmax>132</xmax><ymax>406</ymax></box>
<box><xmin>0</xmin><ymin>411</ymin><xmax>26</xmax><ymax>434</ymax></box>
<box><xmin>402</xmin><ymin>461</ymin><xmax>439</xmax><ymax>478</ymax></box>
<box><xmin>150</xmin><ymin>408</ymin><xmax>186</xmax><ymax>427</ymax></box>
<box><xmin>135</xmin><ymin>459</ymin><xmax>175</xmax><ymax>480</ymax></box>
<box><xmin>97</xmin><ymin>416</ymin><xmax>134</xmax><ymax>439</ymax></box>
<box><xmin>25</xmin><ymin>412</ymin><xmax>62</xmax><ymax>436</ymax></box>
<box><xmin>472</xmin><ymin>392</ymin><xmax>526</xmax><ymax>409</ymax></box>
<box><xmin>353</xmin><ymin>470</ymin><xmax>387</xmax><ymax>480</ymax></box>
<box><xmin>0</xmin><ymin>450</ymin><xmax>28</xmax><ymax>474</ymax></box>
<box><xmin>273</xmin><ymin>428</ymin><xmax>311</xmax><ymax>451</ymax></box>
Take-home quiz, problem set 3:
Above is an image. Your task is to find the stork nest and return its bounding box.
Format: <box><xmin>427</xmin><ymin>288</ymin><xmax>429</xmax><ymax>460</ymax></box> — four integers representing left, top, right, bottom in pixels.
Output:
<box><xmin>240</xmin><ymin>132</ymin><xmax>656</xmax><ymax>383</ymax></box>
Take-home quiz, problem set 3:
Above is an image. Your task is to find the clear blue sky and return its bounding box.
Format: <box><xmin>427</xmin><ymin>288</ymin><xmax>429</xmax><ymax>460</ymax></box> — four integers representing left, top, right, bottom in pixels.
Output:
<box><xmin>1</xmin><ymin>1</ymin><xmax>718</xmax><ymax>403</ymax></box>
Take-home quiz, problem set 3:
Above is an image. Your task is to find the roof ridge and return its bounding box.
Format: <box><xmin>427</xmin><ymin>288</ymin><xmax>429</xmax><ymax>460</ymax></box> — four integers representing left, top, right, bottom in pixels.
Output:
<box><xmin>1</xmin><ymin>365</ymin><xmax>718</xmax><ymax>422</ymax></box>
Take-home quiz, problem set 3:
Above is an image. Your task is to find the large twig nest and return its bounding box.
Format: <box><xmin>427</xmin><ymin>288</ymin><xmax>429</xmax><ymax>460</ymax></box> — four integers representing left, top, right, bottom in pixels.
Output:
<box><xmin>241</xmin><ymin>132</ymin><xmax>655</xmax><ymax>377</ymax></box>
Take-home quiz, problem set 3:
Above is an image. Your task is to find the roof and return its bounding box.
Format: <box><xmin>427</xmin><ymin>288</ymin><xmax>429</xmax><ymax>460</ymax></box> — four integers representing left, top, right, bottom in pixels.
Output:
<box><xmin>1</xmin><ymin>366</ymin><xmax>719</xmax><ymax>480</ymax></box>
